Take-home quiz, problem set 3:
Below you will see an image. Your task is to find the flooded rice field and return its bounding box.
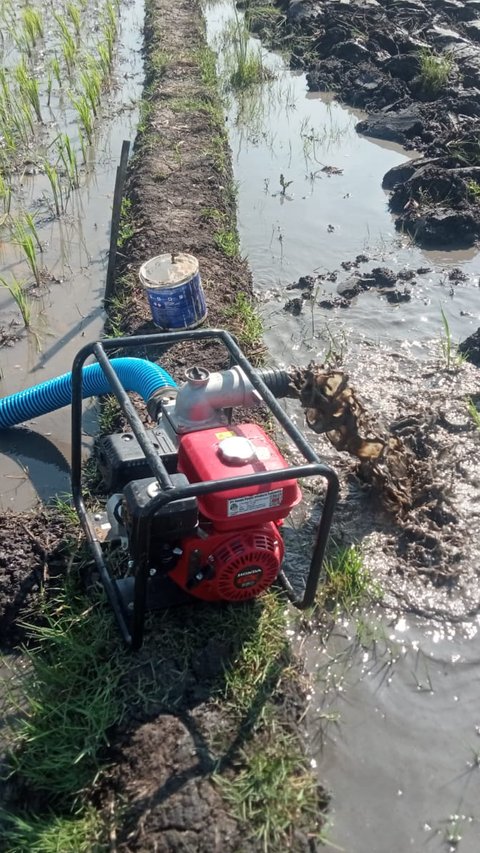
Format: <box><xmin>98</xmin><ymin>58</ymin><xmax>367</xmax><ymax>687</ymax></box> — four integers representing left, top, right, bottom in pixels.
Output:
<box><xmin>205</xmin><ymin>2</ymin><xmax>480</xmax><ymax>851</ymax></box>
<box><xmin>206</xmin><ymin>2</ymin><xmax>480</xmax><ymax>358</ymax></box>
<box><xmin>0</xmin><ymin>0</ymin><xmax>144</xmax><ymax>510</ymax></box>
<box><xmin>0</xmin><ymin>0</ymin><xmax>479</xmax><ymax>848</ymax></box>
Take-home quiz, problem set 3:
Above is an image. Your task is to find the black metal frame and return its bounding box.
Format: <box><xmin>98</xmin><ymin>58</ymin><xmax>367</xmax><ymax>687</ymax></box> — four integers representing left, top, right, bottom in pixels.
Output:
<box><xmin>71</xmin><ymin>329</ymin><xmax>339</xmax><ymax>649</ymax></box>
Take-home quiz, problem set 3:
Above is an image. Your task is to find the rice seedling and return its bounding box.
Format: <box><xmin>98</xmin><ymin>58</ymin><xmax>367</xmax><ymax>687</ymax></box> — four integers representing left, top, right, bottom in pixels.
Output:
<box><xmin>22</xmin><ymin>211</ymin><xmax>43</xmax><ymax>253</ymax></box>
<box><xmin>101</xmin><ymin>22</ymin><xmax>115</xmax><ymax>67</ymax></box>
<box><xmin>56</xmin><ymin>133</ymin><xmax>80</xmax><ymax>189</ymax></box>
<box><xmin>50</xmin><ymin>55</ymin><xmax>62</xmax><ymax>88</ymax></box>
<box><xmin>43</xmin><ymin>159</ymin><xmax>64</xmax><ymax>216</ymax></box>
<box><xmin>21</xmin><ymin>6</ymin><xmax>44</xmax><ymax>54</ymax></box>
<box><xmin>97</xmin><ymin>42</ymin><xmax>113</xmax><ymax>78</ymax></box>
<box><xmin>62</xmin><ymin>33</ymin><xmax>78</xmax><ymax>76</ymax></box>
<box><xmin>66</xmin><ymin>2</ymin><xmax>81</xmax><ymax>38</ymax></box>
<box><xmin>46</xmin><ymin>71</ymin><xmax>53</xmax><ymax>107</ymax></box>
<box><xmin>54</xmin><ymin>15</ymin><xmax>78</xmax><ymax>75</ymax></box>
<box><xmin>70</xmin><ymin>94</ymin><xmax>95</xmax><ymax>145</ymax></box>
<box><xmin>15</xmin><ymin>60</ymin><xmax>42</xmax><ymax>122</ymax></box>
<box><xmin>0</xmin><ymin>275</ymin><xmax>32</xmax><ymax>327</ymax></box>
<box><xmin>11</xmin><ymin>218</ymin><xmax>42</xmax><ymax>285</ymax></box>
<box><xmin>0</xmin><ymin>171</ymin><xmax>12</xmax><ymax>215</ymax></box>
<box><xmin>104</xmin><ymin>0</ymin><xmax>119</xmax><ymax>38</ymax></box>
<box><xmin>81</xmin><ymin>64</ymin><xmax>102</xmax><ymax>117</ymax></box>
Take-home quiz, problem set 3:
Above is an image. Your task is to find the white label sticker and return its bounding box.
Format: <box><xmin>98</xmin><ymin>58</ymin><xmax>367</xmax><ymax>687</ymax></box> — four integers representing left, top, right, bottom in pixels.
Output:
<box><xmin>228</xmin><ymin>488</ymin><xmax>283</xmax><ymax>517</ymax></box>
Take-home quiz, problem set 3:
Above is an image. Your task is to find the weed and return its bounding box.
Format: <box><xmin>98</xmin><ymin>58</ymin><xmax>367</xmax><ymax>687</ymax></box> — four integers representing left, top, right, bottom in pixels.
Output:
<box><xmin>149</xmin><ymin>48</ymin><xmax>170</xmax><ymax>79</ymax></box>
<box><xmin>225</xmin><ymin>10</ymin><xmax>269</xmax><ymax>91</ymax></box>
<box><xmin>223</xmin><ymin>291</ymin><xmax>263</xmax><ymax>351</ymax></box>
<box><xmin>440</xmin><ymin>306</ymin><xmax>464</xmax><ymax>370</ymax></box>
<box><xmin>99</xmin><ymin>393</ymin><xmax>122</xmax><ymax>434</ymax></box>
<box><xmin>117</xmin><ymin>197</ymin><xmax>135</xmax><ymax>247</ymax></box>
<box><xmin>197</xmin><ymin>46</ymin><xmax>217</xmax><ymax>89</ymax></box>
<box><xmin>467</xmin><ymin>179</ymin><xmax>480</xmax><ymax>201</ymax></box>
<box><xmin>0</xmin><ymin>275</ymin><xmax>32</xmax><ymax>327</ymax></box>
<box><xmin>279</xmin><ymin>172</ymin><xmax>293</xmax><ymax>195</ymax></box>
<box><xmin>319</xmin><ymin>544</ymin><xmax>377</xmax><ymax>615</ymax></box>
<box><xmin>467</xmin><ymin>397</ymin><xmax>480</xmax><ymax>430</ymax></box>
<box><xmin>214</xmin><ymin>227</ymin><xmax>239</xmax><ymax>257</ymax></box>
<box><xmin>418</xmin><ymin>49</ymin><xmax>452</xmax><ymax>95</ymax></box>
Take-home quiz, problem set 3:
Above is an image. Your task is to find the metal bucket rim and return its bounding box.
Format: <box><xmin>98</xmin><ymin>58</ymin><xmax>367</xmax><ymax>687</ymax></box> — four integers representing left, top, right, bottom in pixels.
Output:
<box><xmin>139</xmin><ymin>253</ymin><xmax>199</xmax><ymax>290</ymax></box>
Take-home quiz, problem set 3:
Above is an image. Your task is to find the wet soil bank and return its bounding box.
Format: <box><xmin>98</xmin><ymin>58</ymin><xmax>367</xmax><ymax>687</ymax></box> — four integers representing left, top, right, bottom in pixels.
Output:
<box><xmin>0</xmin><ymin>1</ymin><xmax>327</xmax><ymax>850</ymax></box>
<box><xmin>249</xmin><ymin>0</ymin><xmax>480</xmax><ymax>248</ymax></box>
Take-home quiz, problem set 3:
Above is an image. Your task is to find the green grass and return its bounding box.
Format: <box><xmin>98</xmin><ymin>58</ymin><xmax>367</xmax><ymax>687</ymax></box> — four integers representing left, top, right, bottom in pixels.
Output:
<box><xmin>319</xmin><ymin>544</ymin><xmax>378</xmax><ymax>615</ymax></box>
<box><xmin>0</xmin><ymin>807</ymin><xmax>104</xmax><ymax>853</ymax></box>
<box><xmin>223</xmin><ymin>291</ymin><xmax>263</xmax><ymax>351</ymax></box>
<box><xmin>418</xmin><ymin>49</ymin><xmax>452</xmax><ymax>95</ymax></box>
<box><xmin>1</xmin><ymin>570</ymin><xmax>325</xmax><ymax>849</ymax></box>
<box><xmin>197</xmin><ymin>45</ymin><xmax>217</xmax><ymax>89</ymax></box>
<box><xmin>214</xmin><ymin>226</ymin><xmax>239</xmax><ymax>257</ymax></box>
<box><xmin>216</xmin><ymin>732</ymin><xmax>327</xmax><ymax>851</ymax></box>
<box><xmin>4</xmin><ymin>593</ymin><xmax>125</xmax><ymax>798</ymax></box>
<box><xmin>117</xmin><ymin>197</ymin><xmax>135</xmax><ymax>247</ymax></box>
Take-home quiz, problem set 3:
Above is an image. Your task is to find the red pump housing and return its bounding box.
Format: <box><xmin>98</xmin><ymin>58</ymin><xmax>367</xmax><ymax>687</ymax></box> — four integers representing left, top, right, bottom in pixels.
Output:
<box><xmin>169</xmin><ymin>423</ymin><xmax>302</xmax><ymax>602</ymax></box>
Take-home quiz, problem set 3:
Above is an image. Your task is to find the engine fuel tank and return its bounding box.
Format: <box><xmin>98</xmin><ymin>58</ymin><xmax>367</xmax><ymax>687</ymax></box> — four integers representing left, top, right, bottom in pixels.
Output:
<box><xmin>178</xmin><ymin>423</ymin><xmax>301</xmax><ymax>531</ymax></box>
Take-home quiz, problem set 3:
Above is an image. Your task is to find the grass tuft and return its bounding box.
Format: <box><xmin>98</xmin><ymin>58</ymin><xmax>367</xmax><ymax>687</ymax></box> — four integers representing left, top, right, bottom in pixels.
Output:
<box><xmin>319</xmin><ymin>544</ymin><xmax>377</xmax><ymax>614</ymax></box>
<box><xmin>418</xmin><ymin>49</ymin><xmax>452</xmax><ymax>96</ymax></box>
<box><xmin>0</xmin><ymin>807</ymin><xmax>103</xmax><ymax>853</ymax></box>
<box><xmin>223</xmin><ymin>291</ymin><xmax>264</xmax><ymax>353</ymax></box>
<box><xmin>216</xmin><ymin>732</ymin><xmax>327</xmax><ymax>851</ymax></box>
<box><xmin>4</xmin><ymin>589</ymin><xmax>126</xmax><ymax>798</ymax></box>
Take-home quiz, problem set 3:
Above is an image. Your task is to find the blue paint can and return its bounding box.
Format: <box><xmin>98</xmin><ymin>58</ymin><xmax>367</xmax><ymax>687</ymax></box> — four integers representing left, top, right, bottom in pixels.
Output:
<box><xmin>139</xmin><ymin>253</ymin><xmax>208</xmax><ymax>330</ymax></box>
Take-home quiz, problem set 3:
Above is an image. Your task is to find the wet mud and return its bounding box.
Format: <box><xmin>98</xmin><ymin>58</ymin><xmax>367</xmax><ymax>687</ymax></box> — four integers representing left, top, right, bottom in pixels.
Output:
<box><xmin>251</xmin><ymin>0</ymin><xmax>480</xmax><ymax>248</ymax></box>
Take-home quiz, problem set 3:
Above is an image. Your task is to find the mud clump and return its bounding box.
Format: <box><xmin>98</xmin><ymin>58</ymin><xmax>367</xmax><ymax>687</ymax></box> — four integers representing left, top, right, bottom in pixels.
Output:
<box><xmin>287</xmin><ymin>266</ymin><xmax>415</xmax><ymax>309</ymax></box>
<box><xmin>288</xmin><ymin>364</ymin><xmax>466</xmax><ymax>582</ymax></box>
<box><xmin>459</xmin><ymin>325</ymin><xmax>480</xmax><ymax>365</ymax></box>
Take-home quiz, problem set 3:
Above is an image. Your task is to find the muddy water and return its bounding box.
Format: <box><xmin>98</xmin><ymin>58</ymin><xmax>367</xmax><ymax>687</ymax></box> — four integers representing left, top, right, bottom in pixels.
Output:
<box><xmin>205</xmin><ymin>3</ymin><xmax>480</xmax><ymax>851</ymax></box>
<box><xmin>0</xmin><ymin>0</ymin><xmax>144</xmax><ymax>511</ymax></box>
<box><xmin>206</xmin><ymin>2</ymin><xmax>479</xmax><ymax>358</ymax></box>
<box><xmin>305</xmin><ymin>614</ymin><xmax>480</xmax><ymax>852</ymax></box>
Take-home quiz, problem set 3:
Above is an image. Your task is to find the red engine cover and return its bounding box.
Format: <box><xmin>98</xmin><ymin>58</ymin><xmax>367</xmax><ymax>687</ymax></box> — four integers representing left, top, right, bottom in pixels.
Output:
<box><xmin>178</xmin><ymin>423</ymin><xmax>301</xmax><ymax>531</ymax></box>
<box><xmin>168</xmin><ymin>522</ymin><xmax>284</xmax><ymax>602</ymax></box>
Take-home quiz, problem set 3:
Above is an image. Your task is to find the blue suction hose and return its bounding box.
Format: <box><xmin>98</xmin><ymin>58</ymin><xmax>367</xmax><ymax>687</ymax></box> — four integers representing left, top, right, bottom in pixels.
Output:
<box><xmin>0</xmin><ymin>358</ymin><xmax>176</xmax><ymax>429</ymax></box>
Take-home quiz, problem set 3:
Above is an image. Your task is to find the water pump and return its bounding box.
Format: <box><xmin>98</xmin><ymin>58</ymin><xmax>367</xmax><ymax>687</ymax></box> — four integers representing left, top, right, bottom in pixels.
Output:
<box><xmin>71</xmin><ymin>330</ymin><xmax>339</xmax><ymax>648</ymax></box>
